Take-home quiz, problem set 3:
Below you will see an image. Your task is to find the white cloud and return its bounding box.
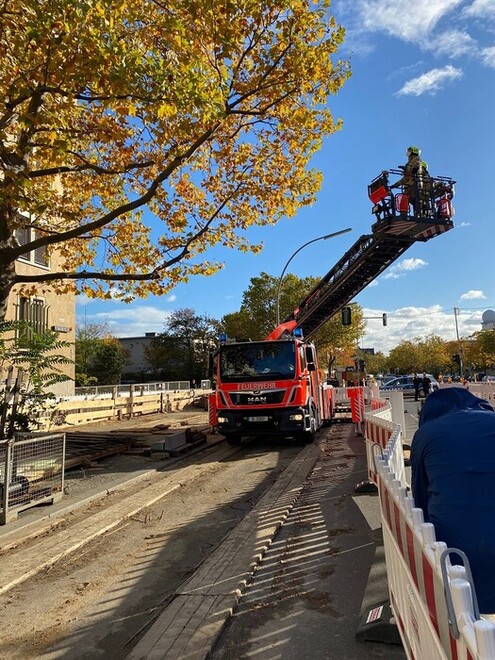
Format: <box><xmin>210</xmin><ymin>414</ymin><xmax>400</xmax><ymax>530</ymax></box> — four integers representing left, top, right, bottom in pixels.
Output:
<box><xmin>383</xmin><ymin>258</ymin><xmax>427</xmax><ymax>279</ymax></box>
<box><xmin>480</xmin><ymin>46</ymin><xmax>495</xmax><ymax>67</ymax></box>
<box><xmin>463</xmin><ymin>0</ymin><xmax>495</xmax><ymax>19</ymax></box>
<box><xmin>460</xmin><ymin>289</ymin><xmax>486</xmax><ymax>300</ymax></box>
<box><xmin>357</xmin><ymin>0</ymin><xmax>463</xmax><ymax>42</ymax></box>
<box><xmin>425</xmin><ymin>30</ymin><xmax>477</xmax><ymax>58</ymax></box>
<box><xmin>361</xmin><ymin>305</ymin><xmax>483</xmax><ymax>353</ymax></box>
<box><xmin>76</xmin><ymin>293</ymin><xmax>93</xmax><ymax>307</ymax></box>
<box><xmin>457</xmin><ymin>221</ymin><xmax>471</xmax><ymax>227</ymax></box>
<box><xmin>396</xmin><ymin>65</ymin><xmax>463</xmax><ymax>96</ymax></box>
<box><xmin>85</xmin><ymin>305</ymin><xmax>171</xmax><ymax>337</ymax></box>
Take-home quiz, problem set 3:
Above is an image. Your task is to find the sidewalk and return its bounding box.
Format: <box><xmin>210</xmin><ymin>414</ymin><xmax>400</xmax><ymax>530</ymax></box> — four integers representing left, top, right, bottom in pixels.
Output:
<box><xmin>128</xmin><ymin>421</ymin><xmax>408</xmax><ymax>659</ymax></box>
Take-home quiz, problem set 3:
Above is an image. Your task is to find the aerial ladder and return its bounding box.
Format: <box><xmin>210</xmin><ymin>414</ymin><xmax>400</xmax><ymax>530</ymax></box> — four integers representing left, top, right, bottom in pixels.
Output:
<box><xmin>267</xmin><ymin>169</ymin><xmax>455</xmax><ymax>340</ymax></box>
<box><xmin>212</xmin><ymin>170</ymin><xmax>455</xmax><ymax>445</ymax></box>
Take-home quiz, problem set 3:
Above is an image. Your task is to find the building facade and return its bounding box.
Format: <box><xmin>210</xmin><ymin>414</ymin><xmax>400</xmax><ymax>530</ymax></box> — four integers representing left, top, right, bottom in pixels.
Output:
<box><xmin>4</xmin><ymin>229</ymin><xmax>76</xmax><ymax>397</ymax></box>
<box><xmin>118</xmin><ymin>333</ymin><xmax>158</xmax><ymax>376</ymax></box>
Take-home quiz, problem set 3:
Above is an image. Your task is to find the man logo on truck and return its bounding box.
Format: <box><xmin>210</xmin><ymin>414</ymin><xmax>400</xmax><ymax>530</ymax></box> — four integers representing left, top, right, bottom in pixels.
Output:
<box><xmin>247</xmin><ymin>395</ymin><xmax>267</xmax><ymax>404</ymax></box>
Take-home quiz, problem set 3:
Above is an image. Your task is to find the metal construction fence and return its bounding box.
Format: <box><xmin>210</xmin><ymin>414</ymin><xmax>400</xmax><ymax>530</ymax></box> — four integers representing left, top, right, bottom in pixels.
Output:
<box><xmin>70</xmin><ymin>380</ymin><xmax>193</xmax><ymax>401</ymax></box>
<box><xmin>0</xmin><ymin>432</ymin><xmax>65</xmax><ymax>524</ymax></box>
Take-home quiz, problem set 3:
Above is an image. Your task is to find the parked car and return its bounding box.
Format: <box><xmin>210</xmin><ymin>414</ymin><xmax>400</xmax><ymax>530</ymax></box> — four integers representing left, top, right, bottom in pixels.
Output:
<box><xmin>379</xmin><ymin>374</ymin><xmax>439</xmax><ymax>396</ymax></box>
<box><xmin>482</xmin><ymin>375</ymin><xmax>495</xmax><ymax>384</ymax></box>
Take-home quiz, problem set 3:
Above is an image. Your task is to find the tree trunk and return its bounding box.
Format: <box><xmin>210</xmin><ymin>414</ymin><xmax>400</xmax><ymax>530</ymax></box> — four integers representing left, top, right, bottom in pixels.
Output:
<box><xmin>0</xmin><ymin>257</ymin><xmax>16</xmax><ymax>323</ymax></box>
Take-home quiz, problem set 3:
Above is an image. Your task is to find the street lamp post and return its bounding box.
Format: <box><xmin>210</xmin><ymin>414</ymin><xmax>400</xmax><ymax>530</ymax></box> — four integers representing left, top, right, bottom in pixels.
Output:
<box><xmin>275</xmin><ymin>228</ymin><xmax>352</xmax><ymax>327</ymax></box>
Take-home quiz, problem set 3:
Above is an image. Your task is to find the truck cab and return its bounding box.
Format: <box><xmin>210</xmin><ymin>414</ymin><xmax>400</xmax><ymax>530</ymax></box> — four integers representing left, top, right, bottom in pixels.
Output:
<box><xmin>213</xmin><ymin>333</ymin><xmax>330</xmax><ymax>445</ymax></box>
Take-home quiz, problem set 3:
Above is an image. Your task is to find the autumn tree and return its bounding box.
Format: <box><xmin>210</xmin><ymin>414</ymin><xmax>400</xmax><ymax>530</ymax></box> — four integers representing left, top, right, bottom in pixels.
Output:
<box><xmin>386</xmin><ymin>334</ymin><xmax>451</xmax><ymax>376</ymax></box>
<box><xmin>75</xmin><ymin>323</ymin><xmax>128</xmax><ymax>385</ymax></box>
<box><xmin>75</xmin><ymin>321</ymin><xmax>108</xmax><ymax>385</ymax></box>
<box><xmin>221</xmin><ymin>271</ymin><xmax>363</xmax><ymax>373</ymax></box>
<box><xmin>145</xmin><ymin>308</ymin><xmax>218</xmax><ymax>382</ymax></box>
<box><xmin>360</xmin><ymin>351</ymin><xmax>388</xmax><ymax>378</ymax></box>
<box><xmin>89</xmin><ymin>336</ymin><xmax>128</xmax><ymax>385</ymax></box>
<box><xmin>0</xmin><ymin>0</ymin><xmax>350</xmax><ymax>320</ymax></box>
<box><xmin>464</xmin><ymin>330</ymin><xmax>495</xmax><ymax>373</ymax></box>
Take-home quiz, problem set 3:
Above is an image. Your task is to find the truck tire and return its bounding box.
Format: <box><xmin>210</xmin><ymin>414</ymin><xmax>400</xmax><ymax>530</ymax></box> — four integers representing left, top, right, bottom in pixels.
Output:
<box><xmin>299</xmin><ymin>414</ymin><xmax>316</xmax><ymax>444</ymax></box>
<box><xmin>226</xmin><ymin>434</ymin><xmax>242</xmax><ymax>446</ymax></box>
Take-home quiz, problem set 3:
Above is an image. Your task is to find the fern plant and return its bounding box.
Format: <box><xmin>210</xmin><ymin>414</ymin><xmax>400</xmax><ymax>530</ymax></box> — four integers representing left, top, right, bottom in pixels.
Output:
<box><xmin>0</xmin><ymin>321</ymin><xmax>73</xmax><ymax>438</ymax></box>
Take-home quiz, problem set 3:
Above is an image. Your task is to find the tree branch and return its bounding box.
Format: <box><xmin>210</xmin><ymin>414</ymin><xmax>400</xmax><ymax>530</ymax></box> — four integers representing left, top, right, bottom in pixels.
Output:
<box><xmin>9</xmin><ymin>120</ymin><xmax>223</xmax><ymax>260</ymax></box>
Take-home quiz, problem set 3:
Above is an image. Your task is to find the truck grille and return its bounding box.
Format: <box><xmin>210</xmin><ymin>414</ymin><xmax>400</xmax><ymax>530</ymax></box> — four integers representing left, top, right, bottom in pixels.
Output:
<box><xmin>230</xmin><ymin>390</ymin><xmax>285</xmax><ymax>406</ymax></box>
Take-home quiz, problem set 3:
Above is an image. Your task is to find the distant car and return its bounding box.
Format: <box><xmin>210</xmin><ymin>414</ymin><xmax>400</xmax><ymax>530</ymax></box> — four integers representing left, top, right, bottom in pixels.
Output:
<box><xmin>482</xmin><ymin>375</ymin><xmax>495</xmax><ymax>383</ymax></box>
<box><xmin>379</xmin><ymin>374</ymin><xmax>439</xmax><ymax>396</ymax></box>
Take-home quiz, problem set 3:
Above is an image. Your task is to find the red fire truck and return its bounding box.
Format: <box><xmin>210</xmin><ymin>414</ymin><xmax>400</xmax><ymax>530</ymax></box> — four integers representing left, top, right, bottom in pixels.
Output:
<box><xmin>211</xmin><ymin>171</ymin><xmax>455</xmax><ymax>446</ymax></box>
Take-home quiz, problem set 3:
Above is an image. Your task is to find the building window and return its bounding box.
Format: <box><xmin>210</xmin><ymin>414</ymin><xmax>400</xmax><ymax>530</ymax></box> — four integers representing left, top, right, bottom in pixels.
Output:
<box><xmin>15</xmin><ymin>226</ymin><xmax>49</xmax><ymax>268</ymax></box>
<box><xmin>15</xmin><ymin>297</ymin><xmax>49</xmax><ymax>338</ymax></box>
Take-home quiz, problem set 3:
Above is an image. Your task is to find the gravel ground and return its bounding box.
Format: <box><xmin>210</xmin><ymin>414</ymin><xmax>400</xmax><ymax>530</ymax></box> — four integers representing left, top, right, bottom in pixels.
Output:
<box><xmin>10</xmin><ymin>406</ymin><xmax>216</xmax><ymax>529</ymax></box>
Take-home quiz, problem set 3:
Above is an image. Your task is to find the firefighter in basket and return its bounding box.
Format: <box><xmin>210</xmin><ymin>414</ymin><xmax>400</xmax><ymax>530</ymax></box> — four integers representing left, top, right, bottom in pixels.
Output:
<box><xmin>391</xmin><ymin>146</ymin><xmax>422</xmax><ymax>214</ymax></box>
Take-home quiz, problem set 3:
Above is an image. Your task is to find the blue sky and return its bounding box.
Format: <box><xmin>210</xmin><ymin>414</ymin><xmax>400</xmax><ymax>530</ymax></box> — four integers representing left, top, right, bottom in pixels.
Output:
<box><xmin>80</xmin><ymin>0</ymin><xmax>495</xmax><ymax>353</ymax></box>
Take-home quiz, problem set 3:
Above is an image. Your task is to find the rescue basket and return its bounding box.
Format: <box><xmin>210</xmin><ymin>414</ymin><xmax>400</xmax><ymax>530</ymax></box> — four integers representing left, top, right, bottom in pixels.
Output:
<box><xmin>368</xmin><ymin>173</ymin><xmax>389</xmax><ymax>204</ymax></box>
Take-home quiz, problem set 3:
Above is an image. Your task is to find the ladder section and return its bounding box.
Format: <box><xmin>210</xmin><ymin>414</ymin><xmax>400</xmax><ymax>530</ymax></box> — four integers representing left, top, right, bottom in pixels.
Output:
<box><xmin>286</xmin><ymin>214</ymin><xmax>453</xmax><ymax>338</ymax></box>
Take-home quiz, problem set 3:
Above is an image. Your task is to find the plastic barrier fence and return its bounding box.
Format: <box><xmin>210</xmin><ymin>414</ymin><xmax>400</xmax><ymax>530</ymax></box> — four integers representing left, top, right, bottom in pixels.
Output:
<box><xmin>366</xmin><ymin>404</ymin><xmax>495</xmax><ymax>659</ymax></box>
<box><xmin>208</xmin><ymin>393</ymin><xmax>217</xmax><ymax>430</ymax></box>
<box><xmin>465</xmin><ymin>383</ymin><xmax>495</xmax><ymax>403</ymax></box>
<box><xmin>364</xmin><ymin>399</ymin><xmax>398</xmax><ymax>484</ymax></box>
<box><xmin>347</xmin><ymin>386</ymin><xmax>365</xmax><ymax>434</ymax></box>
<box><xmin>332</xmin><ymin>387</ymin><xmax>352</xmax><ymax>404</ymax></box>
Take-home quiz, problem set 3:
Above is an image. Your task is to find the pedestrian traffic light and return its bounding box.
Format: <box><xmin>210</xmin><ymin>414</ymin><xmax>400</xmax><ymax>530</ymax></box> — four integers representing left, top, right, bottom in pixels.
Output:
<box><xmin>341</xmin><ymin>306</ymin><xmax>352</xmax><ymax>326</ymax></box>
<box><xmin>382</xmin><ymin>313</ymin><xmax>388</xmax><ymax>326</ymax></box>
<box><xmin>359</xmin><ymin>359</ymin><xmax>366</xmax><ymax>372</ymax></box>
<box><xmin>452</xmin><ymin>354</ymin><xmax>461</xmax><ymax>365</ymax></box>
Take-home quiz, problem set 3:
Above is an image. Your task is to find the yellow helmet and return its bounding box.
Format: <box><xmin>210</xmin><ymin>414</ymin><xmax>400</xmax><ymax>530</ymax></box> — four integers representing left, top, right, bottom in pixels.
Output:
<box><xmin>407</xmin><ymin>146</ymin><xmax>421</xmax><ymax>156</ymax></box>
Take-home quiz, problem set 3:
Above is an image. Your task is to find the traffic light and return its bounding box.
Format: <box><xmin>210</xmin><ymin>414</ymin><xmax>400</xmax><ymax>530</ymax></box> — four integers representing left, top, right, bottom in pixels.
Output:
<box><xmin>359</xmin><ymin>359</ymin><xmax>366</xmax><ymax>372</ymax></box>
<box><xmin>382</xmin><ymin>313</ymin><xmax>388</xmax><ymax>326</ymax></box>
<box><xmin>341</xmin><ymin>306</ymin><xmax>352</xmax><ymax>326</ymax></box>
<box><xmin>452</xmin><ymin>354</ymin><xmax>461</xmax><ymax>365</ymax></box>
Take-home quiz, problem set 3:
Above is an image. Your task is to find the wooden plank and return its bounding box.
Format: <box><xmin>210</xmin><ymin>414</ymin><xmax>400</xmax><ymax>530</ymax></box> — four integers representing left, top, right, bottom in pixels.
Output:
<box><xmin>178</xmin><ymin>594</ymin><xmax>234</xmax><ymax>659</ymax></box>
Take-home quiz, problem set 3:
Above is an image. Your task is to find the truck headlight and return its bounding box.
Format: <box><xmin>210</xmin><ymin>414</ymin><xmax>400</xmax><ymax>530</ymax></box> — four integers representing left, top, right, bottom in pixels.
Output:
<box><xmin>289</xmin><ymin>413</ymin><xmax>304</xmax><ymax>421</ymax></box>
<box><xmin>217</xmin><ymin>416</ymin><xmax>228</xmax><ymax>424</ymax></box>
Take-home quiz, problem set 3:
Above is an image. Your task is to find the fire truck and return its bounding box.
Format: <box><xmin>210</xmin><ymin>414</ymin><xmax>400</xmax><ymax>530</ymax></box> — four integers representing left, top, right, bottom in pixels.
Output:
<box><xmin>211</xmin><ymin>170</ymin><xmax>455</xmax><ymax>445</ymax></box>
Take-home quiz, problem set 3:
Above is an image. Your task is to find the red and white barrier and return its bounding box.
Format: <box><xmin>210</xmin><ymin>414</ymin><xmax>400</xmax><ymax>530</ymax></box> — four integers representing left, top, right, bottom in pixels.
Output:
<box><xmin>366</xmin><ymin>401</ymin><xmax>495</xmax><ymax>659</ymax></box>
<box><xmin>208</xmin><ymin>393</ymin><xmax>217</xmax><ymax>430</ymax></box>
<box><xmin>347</xmin><ymin>386</ymin><xmax>365</xmax><ymax>434</ymax></box>
<box><xmin>364</xmin><ymin>399</ymin><xmax>397</xmax><ymax>484</ymax></box>
<box><xmin>333</xmin><ymin>386</ymin><xmax>352</xmax><ymax>404</ymax></box>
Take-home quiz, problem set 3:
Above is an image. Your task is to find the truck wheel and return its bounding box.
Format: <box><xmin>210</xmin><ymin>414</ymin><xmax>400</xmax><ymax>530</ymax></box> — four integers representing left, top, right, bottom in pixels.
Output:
<box><xmin>226</xmin><ymin>434</ymin><xmax>242</xmax><ymax>446</ymax></box>
<box><xmin>299</xmin><ymin>416</ymin><xmax>316</xmax><ymax>444</ymax></box>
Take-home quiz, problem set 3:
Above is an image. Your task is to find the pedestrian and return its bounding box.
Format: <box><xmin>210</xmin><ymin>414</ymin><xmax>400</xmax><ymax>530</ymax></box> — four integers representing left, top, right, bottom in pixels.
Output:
<box><xmin>411</xmin><ymin>388</ymin><xmax>495</xmax><ymax>613</ymax></box>
<box><xmin>413</xmin><ymin>373</ymin><xmax>421</xmax><ymax>401</ymax></box>
<box><xmin>421</xmin><ymin>372</ymin><xmax>431</xmax><ymax>398</ymax></box>
<box><xmin>391</xmin><ymin>146</ymin><xmax>422</xmax><ymax>213</ymax></box>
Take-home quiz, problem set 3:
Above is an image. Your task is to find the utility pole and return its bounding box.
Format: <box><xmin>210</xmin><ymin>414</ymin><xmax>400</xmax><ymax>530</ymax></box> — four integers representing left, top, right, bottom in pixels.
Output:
<box><xmin>453</xmin><ymin>307</ymin><xmax>464</xmax><ymax>376</ymax></box>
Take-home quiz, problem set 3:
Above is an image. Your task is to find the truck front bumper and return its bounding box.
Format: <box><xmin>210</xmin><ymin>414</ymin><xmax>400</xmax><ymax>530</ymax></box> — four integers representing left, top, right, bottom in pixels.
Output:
<box><xmin>215</xmin><ymin>407</ymin><xmax>309</xmax><ymax>438</ymax></box>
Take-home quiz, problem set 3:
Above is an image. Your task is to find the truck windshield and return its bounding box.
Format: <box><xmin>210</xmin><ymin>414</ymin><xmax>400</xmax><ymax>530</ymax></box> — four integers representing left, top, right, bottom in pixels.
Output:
<box><xmin>219</xmin><ymin>341</ymin><xmax>296</xmax><ymax>383</ymax></box>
